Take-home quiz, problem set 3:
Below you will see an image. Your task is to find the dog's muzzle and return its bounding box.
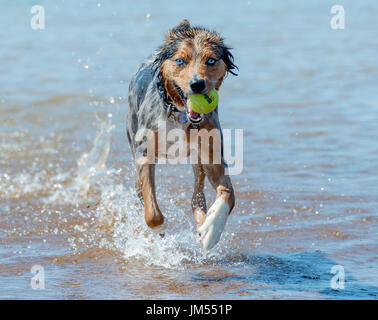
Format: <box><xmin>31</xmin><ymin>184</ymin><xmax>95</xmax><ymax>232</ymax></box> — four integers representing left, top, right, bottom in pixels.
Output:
<box><xmin>175</xmin><ymin>84</ymin><xmax>204</xmax><ymax>124</ymax></box>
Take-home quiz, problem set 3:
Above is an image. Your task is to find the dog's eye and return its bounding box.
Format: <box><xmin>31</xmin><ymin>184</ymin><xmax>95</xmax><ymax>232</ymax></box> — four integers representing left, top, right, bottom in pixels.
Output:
<box><xmin>206</xmin><ymin>58</ymin><xmax>216</xmax><ymax>66</ymax></box>
<box><xmin>175</xmin><ymin>58</ymin><xmax>185</xmax><ymax>66</ymax></box>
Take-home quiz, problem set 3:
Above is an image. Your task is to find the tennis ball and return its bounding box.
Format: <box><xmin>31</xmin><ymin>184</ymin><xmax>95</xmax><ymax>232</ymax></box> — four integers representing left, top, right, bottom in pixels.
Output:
<box><xmin>188</xmin><ymin>89</ymin><xmax>218</xmax><ymax>114</ymax></box>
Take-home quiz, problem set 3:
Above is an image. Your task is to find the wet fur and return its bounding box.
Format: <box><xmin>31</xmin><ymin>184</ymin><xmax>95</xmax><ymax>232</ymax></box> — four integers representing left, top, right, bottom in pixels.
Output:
<box><xmin>127</xmin><ymin>19</ymin><xmax>237</xmax><ymax>249</ymax></box>
<box><xmin>153</xmin><ymin>19</ymin><xmax>237</xmax><ymax>106</ymax></box>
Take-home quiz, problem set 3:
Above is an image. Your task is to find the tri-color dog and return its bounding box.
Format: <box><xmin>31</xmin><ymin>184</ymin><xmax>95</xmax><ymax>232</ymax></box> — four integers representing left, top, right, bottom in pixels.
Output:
<box><xmin>127</xmin><ymin>19</ymin><xmax>237</xmax><ymax>250</ymax></box>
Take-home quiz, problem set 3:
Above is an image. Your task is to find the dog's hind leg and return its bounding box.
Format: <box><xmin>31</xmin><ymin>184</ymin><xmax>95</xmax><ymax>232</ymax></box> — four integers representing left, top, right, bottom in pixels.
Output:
<box><xmin>135</xmin><ymin>161</ymin><xmax>167</xmax><ymax>234</ymax></box>
<box><xmin>191</xmin><ymin>164</ymin><xmax>207</xmax><ymax>227</ymax></box>
<box><xmin>197</xmin><ymin>163</ymin><xmax>235</xmax><ymax>251</ymax></box>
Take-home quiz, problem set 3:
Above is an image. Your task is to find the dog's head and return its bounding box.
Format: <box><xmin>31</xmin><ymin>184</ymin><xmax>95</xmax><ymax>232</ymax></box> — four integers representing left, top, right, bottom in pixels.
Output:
<box><xmin>153</xmin><ymin>19</ymin><xmax>237</xmax><ymax>116</ymax></box>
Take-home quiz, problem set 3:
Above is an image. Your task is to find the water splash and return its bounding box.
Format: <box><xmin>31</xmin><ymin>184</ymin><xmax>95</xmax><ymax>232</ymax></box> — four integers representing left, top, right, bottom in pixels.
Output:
<box><xmin>94</xmin><ymin>181</ymin><xmax>232</xmax><ymax>269</ymax></box>
<box><xmin>0</xmin><ymin>110</ymin><xmax>235</xmax><ymax>269</ymax></box>
<box><xmin>47</xmin><ymin>112</ymin><xmax>115</xmax><ymax>204</ymax></box>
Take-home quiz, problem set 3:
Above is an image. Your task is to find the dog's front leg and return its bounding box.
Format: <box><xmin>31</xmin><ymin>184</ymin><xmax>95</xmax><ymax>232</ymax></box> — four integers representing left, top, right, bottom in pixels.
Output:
<box><xmin>135</xmin><ymin>162</ymin><xmax>166</xmax><ymax>234</ymax></box>
<box><xmin>197</xmin><ymin>163</ymin><xmax>235</xmax><ymax>251</ymax></box>
<box><xmin>191</xmin><ymin>164</ymin><xmax>207</xmax><ymax>226</ymax></box>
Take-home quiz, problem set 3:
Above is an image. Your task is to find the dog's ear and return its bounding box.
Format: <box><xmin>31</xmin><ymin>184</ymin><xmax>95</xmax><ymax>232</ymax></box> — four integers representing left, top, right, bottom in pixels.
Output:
<box><xmin>153</xmin><ymin>19</ymin><xmax>192</xmax><ymax>74</ymax></box>
<box><xmin>173</xmin><ymin>19</ymin><xmax>190</xmax><ymax>31</ymax></box>
<box><xmin>166</xmin><ymin>19</ymin><xmax>191</xmax><ymax>40</ymax></box>
<box><xmin>222</xmin><ymin>46</ymin><xmax>238</xmax><ymax>76</ymax></box>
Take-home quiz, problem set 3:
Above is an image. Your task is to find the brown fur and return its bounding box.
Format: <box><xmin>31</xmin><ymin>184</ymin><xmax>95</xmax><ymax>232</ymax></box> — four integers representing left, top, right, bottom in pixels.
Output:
<box><xmin>129</xmin><ymin>20</ymin><xmax>237</xmax><ymax>248</ymax></box>
<box><xmin>157</xmin><ymin>19</ymin><xmax>236</xmax><ymax>106</ymax></box>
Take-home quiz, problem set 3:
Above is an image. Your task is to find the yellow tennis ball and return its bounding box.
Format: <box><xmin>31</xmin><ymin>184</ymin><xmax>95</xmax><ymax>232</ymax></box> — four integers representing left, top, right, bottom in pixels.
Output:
<box><xmin>188</xmin><ymin>89</ymin><xmax>218</xmax><ymax>114</ymax></box>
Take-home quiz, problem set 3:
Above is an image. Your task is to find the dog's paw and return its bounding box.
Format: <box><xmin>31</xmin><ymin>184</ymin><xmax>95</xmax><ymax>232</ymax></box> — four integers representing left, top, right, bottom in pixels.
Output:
<box><xmin>150</xmin><ymin>217</ymin><xmax>168</xmax><ymax>237</ymax></box>
<box><xmin>197</xmin><ymin>198</ymin><xmax>229</xmax><ymax>251</ymax></box>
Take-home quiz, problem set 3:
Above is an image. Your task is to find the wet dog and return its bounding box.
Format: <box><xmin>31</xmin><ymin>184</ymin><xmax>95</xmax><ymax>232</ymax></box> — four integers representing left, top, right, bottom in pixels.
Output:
<box><xmin>127</xmin><ymin>19</ymin><xmax>237</xmax><ymax>250</ymax></box>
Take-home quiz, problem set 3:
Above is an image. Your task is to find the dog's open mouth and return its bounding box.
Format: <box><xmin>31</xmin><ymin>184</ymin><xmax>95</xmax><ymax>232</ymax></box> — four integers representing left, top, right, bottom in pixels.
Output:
<box><xmin>175</xmin><ymin>84</ymin><xmax>202</xmax><ymax>124</ymax></box>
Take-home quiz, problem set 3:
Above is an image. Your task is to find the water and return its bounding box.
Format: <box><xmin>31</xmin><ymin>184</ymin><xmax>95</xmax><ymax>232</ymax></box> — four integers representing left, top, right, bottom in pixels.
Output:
<box><xmin>1</xmin><ymin>0</ymin><xmax>377</xmax><ymax>299</ymax></box>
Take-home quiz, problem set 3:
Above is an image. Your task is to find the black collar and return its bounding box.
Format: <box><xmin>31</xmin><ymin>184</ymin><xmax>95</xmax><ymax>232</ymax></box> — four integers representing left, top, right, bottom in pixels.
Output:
<box><xmin>156</xmin><ymin>74</ymin><xmax>201</xmax><ymax>128</ymax></box>
<box><xmin>156</xmin><ymin>74</ymin><xmax>185</xmax><ymax>115</ymax></box>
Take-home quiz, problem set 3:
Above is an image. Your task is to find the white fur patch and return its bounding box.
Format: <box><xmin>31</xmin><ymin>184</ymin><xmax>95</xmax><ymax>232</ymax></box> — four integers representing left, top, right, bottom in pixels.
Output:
<box><xmin>150</xmin><ymin>217</ymin><xmax>168</xmax><ymax>235</ymax></box>
<box><xmin>197</xmin><ymin>198</ymin><xmax>229</xmax><ymax>251</ymax></box>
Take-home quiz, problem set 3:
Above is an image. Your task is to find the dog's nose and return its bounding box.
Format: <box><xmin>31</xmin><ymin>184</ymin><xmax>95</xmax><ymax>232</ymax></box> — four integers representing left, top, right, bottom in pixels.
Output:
<box><xmin>190</xmin><ymin>79</ymin><xmax>206</xmax><ymax>93</ymax></box>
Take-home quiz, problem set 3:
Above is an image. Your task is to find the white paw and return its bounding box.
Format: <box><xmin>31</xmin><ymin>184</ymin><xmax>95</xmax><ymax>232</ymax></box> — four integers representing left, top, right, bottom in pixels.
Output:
<box><xmin>197</xmin><ymin>198</ymin><xmax>229</xmax><ymax>251</ymax></box>
<box><xmin>150</xmin><ymin>217</ymin><xmax>168</xmax><ymax>236</ymax></box>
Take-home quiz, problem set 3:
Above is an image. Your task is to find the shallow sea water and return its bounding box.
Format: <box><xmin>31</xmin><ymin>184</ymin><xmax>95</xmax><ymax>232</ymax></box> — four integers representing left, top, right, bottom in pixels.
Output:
<box><xmin>0</xmin><ymin>0</ymin><xmax>377</xmax><ymax>299</ymax></box>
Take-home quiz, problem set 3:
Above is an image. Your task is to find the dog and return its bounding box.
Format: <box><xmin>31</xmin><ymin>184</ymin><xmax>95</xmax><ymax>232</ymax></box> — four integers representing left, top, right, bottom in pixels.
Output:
<box><xmin>127</xmin><ymin>19</ymin><xmax>237</xmax><ymax>250</ymax></box>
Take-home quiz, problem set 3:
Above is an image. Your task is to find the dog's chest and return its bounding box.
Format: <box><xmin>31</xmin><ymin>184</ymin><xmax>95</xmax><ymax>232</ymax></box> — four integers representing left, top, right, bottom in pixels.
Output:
<box><xmin>156</xmin><ymin>118</ymin><xmax>192</xmax><ymax>161</ymax></box>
